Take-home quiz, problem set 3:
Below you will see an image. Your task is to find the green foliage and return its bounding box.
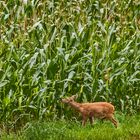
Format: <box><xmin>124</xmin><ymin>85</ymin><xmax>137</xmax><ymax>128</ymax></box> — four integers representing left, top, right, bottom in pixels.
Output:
<box><xmin>0</xmin><ymin>0</ymin><xmax>140</xmax><ymax>128</ymax></box>
<box><xmin>1</xmin><ymin>115</ymin><xmax>140</xmax><ymax>140</ymax></box>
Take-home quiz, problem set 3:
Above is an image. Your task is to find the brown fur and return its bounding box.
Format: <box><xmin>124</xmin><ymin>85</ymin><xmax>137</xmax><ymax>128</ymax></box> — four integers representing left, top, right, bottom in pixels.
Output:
<box><xmin>62</xmin><ymin>95</ymin><xmax>118</xmax><ymax>128</ymax></box>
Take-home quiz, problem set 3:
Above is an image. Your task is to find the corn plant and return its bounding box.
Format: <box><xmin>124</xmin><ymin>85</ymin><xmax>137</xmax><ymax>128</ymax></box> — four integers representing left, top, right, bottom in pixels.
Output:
<box><xmin>0</xmin><ymin>0</ymin><xmax>140</xmax><ymax>130</ymax></box>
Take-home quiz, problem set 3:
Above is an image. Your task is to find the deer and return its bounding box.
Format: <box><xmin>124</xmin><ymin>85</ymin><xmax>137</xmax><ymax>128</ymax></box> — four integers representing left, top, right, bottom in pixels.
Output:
<box><xmin>61</xmin><ymin>95</ymin><xmax>118</xmax><ymax>128</ymax></box>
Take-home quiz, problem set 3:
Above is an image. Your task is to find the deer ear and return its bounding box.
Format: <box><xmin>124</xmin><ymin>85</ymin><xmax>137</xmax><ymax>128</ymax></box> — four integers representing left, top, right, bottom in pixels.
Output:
<box><xmin>71</xmin><ymin>95</ymin><xmax>77</xmax><ymax>100</ymax></box>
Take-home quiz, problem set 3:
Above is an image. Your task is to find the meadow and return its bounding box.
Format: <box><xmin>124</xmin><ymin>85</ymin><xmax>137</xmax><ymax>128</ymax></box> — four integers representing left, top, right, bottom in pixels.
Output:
<box><xmin>0</xmin><ymin>0</ymin><xmax>140</xmax><ymax>139</ymax></box>
<box><xmin>1</xmin><ymin>115</ymin><xmax>140</xmax><ymax>140</ymax></box>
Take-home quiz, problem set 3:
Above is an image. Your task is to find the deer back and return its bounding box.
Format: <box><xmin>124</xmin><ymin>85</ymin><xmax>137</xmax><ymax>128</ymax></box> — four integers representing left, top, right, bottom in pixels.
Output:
<box><xmin>80</xmin><ymin>102</ymin><xmax>115</xmax><ymax>118</ymax></box>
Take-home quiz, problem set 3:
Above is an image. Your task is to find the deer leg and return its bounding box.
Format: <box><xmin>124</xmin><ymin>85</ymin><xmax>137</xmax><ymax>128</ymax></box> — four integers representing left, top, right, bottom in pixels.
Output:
<box><xmin>89</xmin><ymin>116</ymin><xmax>94</xmax><ymax>125</ymax></box>
<box><xmin>107</xmin><ymin>115</ymin><xmax>118</xmax><ymax>128</ymax></box>
<box><xmin>110</xmin><ymin>117</ymin><xmax>118</xmax><ymax>128</ymax></box>
<box><xmin>82</xmin><ymin>115</ymin><xmax>87</xmax><ymax>126</ymax></box>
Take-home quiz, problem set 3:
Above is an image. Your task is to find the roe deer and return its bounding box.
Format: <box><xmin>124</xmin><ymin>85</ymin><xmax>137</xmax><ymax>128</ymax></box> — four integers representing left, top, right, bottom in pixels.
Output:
<box><xmin>62</xmin><ymin>95</ymin><xmax>118</xmax><ymax>128</ymax></box>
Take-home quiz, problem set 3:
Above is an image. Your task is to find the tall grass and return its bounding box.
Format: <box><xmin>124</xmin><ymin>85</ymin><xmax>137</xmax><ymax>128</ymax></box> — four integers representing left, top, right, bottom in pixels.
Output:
<box><xmin>0</xmin><ymin>0</ymin><xmax>140</xmax><ymax>130</ymax></box>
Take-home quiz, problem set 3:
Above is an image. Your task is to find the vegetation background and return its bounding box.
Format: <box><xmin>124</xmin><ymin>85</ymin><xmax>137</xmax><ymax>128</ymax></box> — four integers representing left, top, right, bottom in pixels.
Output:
<box><xmin>0</xmin><ymin>0</ymin><xmax>140</xmax><ymax>134</ymax></box>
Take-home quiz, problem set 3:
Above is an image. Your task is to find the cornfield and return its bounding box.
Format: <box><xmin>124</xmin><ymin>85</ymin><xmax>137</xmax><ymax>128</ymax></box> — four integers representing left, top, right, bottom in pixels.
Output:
<box><xmin>0</xmin><ymin>0</ymin><xmax>140</xmax><ymax>130</ymax></box>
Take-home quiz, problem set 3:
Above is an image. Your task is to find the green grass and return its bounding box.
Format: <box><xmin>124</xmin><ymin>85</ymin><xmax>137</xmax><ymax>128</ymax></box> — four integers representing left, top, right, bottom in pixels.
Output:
<box><xmin>1</xmin><ymin>115</ymin><xmax>140</xmax><ymax>140</ymax></box>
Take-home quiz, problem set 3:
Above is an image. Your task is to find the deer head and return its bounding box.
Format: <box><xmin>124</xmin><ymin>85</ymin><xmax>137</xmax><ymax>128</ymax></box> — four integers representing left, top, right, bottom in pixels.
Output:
<box><xmin>61</xmin><ymin>95</ymin><xmax>77</xmax><ymax>103</ymax></box>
